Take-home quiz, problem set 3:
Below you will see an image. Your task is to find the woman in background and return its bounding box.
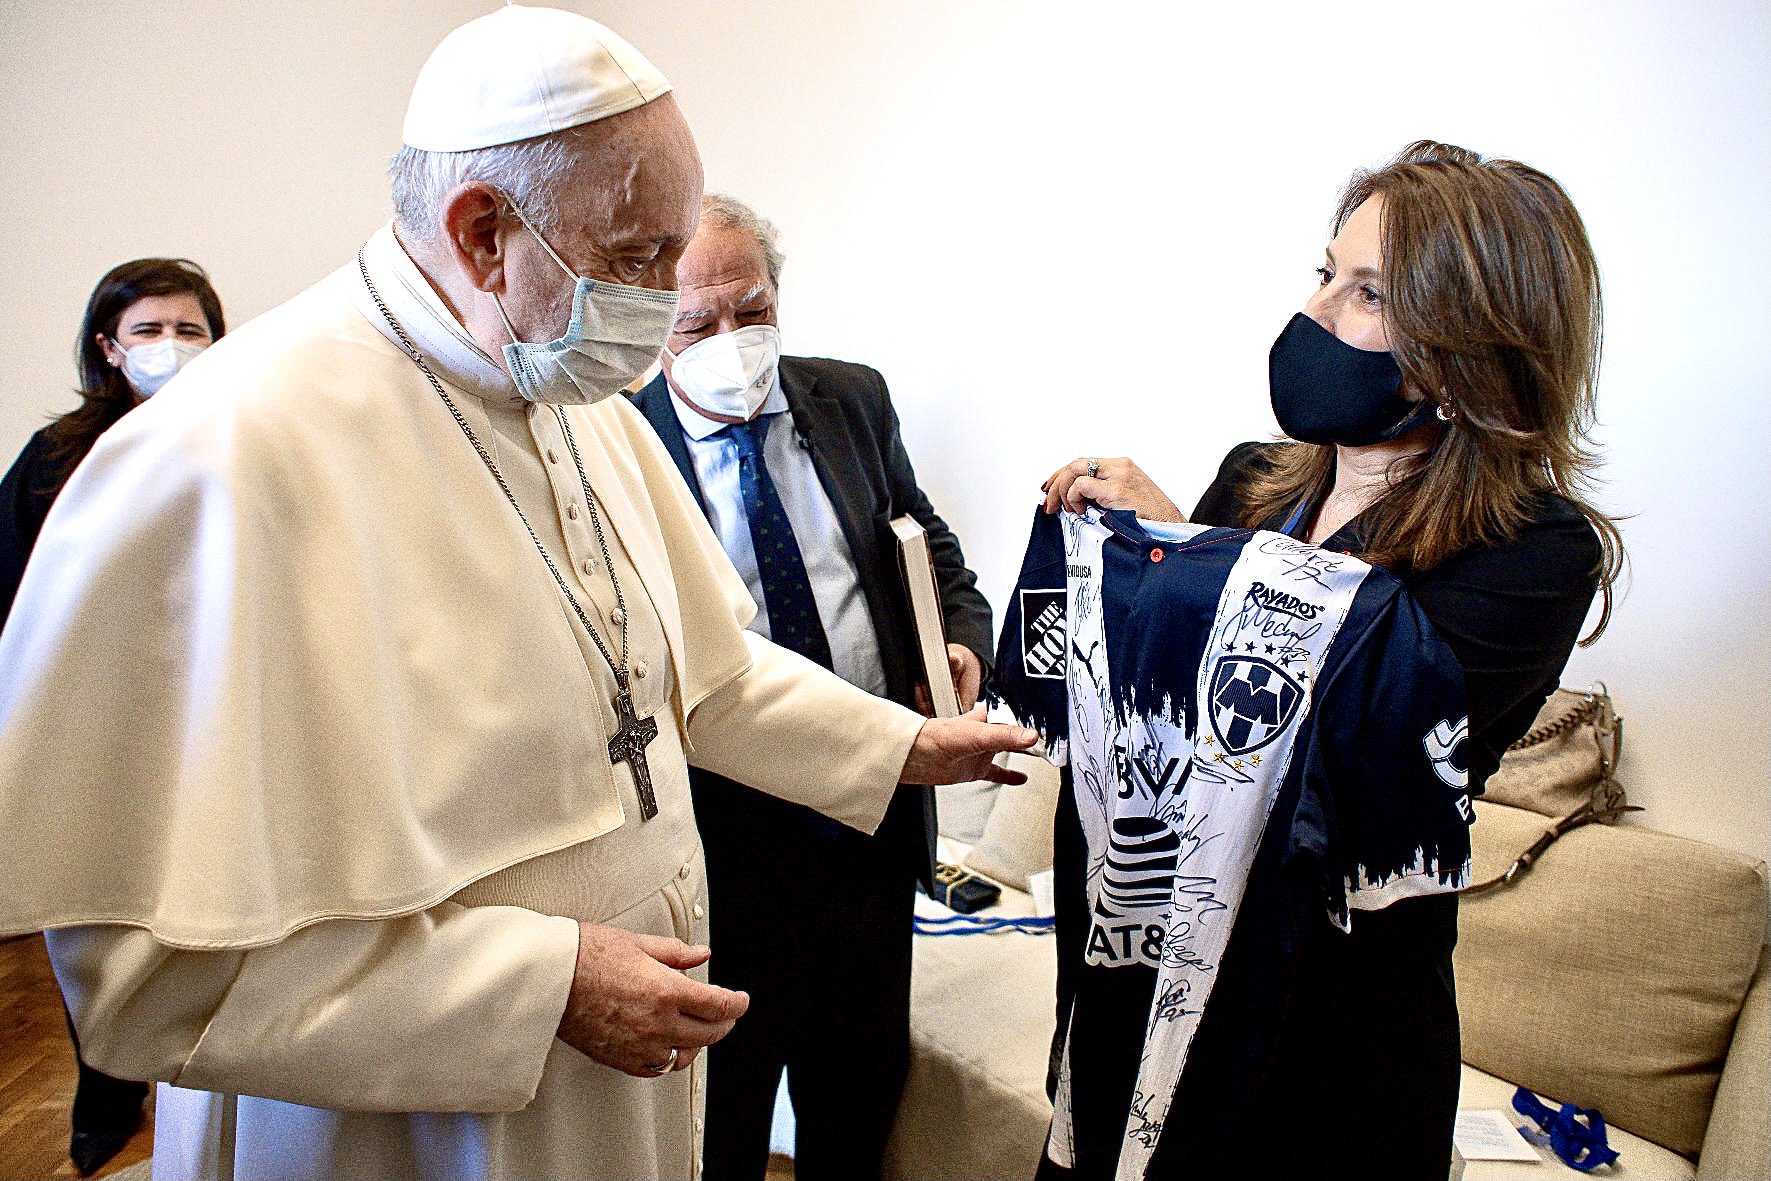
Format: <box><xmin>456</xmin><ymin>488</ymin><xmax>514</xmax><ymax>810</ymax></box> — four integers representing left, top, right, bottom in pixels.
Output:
<box><xmin>2</xmin><ymin>258</ymin><xmax>224</xmax><ymax>622</ymax></box>
<box><xmin>0</xmin><ymin>256</ymin><xmax>225</xmax><ymax>1175</ymax></box>
<box><xmin>1039</xmin><ymin>141</ymin><xmax>1622</xmax><ymax>1177</ymax></box>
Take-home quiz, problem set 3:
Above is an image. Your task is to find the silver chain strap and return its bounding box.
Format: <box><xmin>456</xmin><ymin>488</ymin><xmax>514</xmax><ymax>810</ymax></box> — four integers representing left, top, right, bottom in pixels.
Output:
<box><xmin>553</xmin><ymin>405</ymin><xmax>630</xmax><ymax>669</ymax></box>
<box><xmin>355</xmin><ymin>250</ymin><xmax>632</xmax><ymax>692</ymax></box>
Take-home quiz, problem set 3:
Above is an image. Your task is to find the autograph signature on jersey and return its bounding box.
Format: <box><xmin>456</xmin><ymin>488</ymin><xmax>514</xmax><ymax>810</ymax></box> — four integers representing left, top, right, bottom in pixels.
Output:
<box><xmin>1230</xmin><ymin>592</ymin><xmax>1323</xmax><ymax>668</ymax></box>
<box><xmin>1127</xmin><ymin>1092</ymin><xmax>1164</xmax><ymax>1148</ymax></box>
<box><xmin>1151</xmin><ymin>976</ymin><xmax>1201</xmax><ymax>1023</ymax></box>
<box><xmin>1257</xmin><ymin>533</ymin><xmax>1348</xmax><ymax>591</ymax></box>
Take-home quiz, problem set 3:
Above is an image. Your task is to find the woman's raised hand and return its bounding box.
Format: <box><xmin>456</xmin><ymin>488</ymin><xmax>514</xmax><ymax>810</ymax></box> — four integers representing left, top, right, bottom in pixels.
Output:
<box><xmin>1040</xmin><ymin>456</ymin><xmax>1186</xmax><ymax>522</ymax></box>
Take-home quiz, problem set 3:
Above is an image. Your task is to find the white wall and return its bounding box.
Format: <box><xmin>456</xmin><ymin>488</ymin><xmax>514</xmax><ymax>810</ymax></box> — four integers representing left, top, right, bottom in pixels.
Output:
<box><xmin>2</xmin><ymin>1</ymin><xmax>1766</xmax><ymax>866</ymax></box>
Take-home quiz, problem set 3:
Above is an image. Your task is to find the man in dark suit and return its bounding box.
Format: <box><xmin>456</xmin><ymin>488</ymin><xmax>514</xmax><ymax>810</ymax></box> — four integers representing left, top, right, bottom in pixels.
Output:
<box><xmin>630</xmin><ymin>194</ymin><xmax>992</xmax><ymax>1181</ymax></box>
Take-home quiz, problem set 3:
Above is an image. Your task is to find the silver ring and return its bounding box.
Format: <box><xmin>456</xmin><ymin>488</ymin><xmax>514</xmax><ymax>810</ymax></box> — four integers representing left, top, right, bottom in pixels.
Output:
<box><xmin>645</xmin><ymin>1047</ymin><xmax>679</xmax><ymax>1075</ymax></box>
<box><xmin>1085</xmin><ymin>458</ymin><xmax>1101</xmax><ymax>479</ymax></box>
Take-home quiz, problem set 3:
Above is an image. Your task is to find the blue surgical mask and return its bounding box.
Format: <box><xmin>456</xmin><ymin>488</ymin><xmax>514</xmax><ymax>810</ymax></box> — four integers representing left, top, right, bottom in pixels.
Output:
<box><xmin>494</xmin><ymin>204</ymin><xmax>679</xmax><ymax>406</ymax></box>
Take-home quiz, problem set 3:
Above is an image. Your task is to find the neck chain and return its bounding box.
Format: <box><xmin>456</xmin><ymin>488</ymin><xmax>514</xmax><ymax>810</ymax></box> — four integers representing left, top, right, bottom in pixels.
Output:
<box><xmin>357</xmin><ymin>250</ymin><xmax>662</xmax><ymax>818</ymax></box>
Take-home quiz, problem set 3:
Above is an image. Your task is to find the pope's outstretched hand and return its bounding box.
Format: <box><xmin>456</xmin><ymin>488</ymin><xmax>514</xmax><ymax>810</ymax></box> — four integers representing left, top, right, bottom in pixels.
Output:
<box><xmin>900</xmin><ymin>705</ymin><xmax>1038</xmax><ymax>786</ymax></box>
<box><xmin>559</xmin><ymin>708</ymin><xmax>1033</xmax><ymax>1075</ymax></box>
<box><xmin>558</xmin><ymin>924</ymin><xmax>749</xmax><ymax>1077</ymax></box>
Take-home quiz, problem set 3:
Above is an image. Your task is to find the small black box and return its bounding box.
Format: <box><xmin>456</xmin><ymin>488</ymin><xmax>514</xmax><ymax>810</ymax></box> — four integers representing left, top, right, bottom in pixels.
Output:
<box><xmin>927</xmin><ymin>862</ymin><xmax>1001</xmax><ymax>914</ymax></box>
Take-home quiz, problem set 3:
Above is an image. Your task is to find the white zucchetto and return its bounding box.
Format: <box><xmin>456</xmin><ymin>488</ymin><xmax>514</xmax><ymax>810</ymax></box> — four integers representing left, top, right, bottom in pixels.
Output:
<box><xmin>402</xmin><ymin>4</ymin><xmax>672</xmax><ymax>152</ymax></box>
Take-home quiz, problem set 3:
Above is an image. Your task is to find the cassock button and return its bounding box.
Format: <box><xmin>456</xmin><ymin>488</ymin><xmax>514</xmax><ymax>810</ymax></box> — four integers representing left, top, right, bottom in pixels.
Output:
<box><xmin>692</xmin><ymin>903</ymin><xmax>705</xmax><ymax>920</ymax></box>
<box><xmin>678</xmin><ymin>863</ymin><xmax>692</xmax><ymax>880</ymax></box>
<box><xmin>567</xmin><ymin>503</ymin><xmax>579</xmax><ymax>521</ymax></box>
<box><xmin>633</xmin><ymin>661</ymin><xmax>649</xmax><ymax>679</ymax></box>
<box><xmin>1149</xmin><ymin>548</ymin><xmax>1165</xmax><ymax>563</ymax></box>
<box><xmin>611</xmin><ymin>607</ymin><xmax>625</xmax><ymax>627</ymax></box>
<box><xmin>582</xmin><ymin>558</ymin><xmax>595</xmax><ymax>577</ymax></box>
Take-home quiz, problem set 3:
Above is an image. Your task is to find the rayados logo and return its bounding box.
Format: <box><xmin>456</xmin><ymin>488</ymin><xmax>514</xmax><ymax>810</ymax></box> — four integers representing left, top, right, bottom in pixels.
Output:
<box><xmin>1246</xmin><ymin>581</ymin><xmax>1321</xmax><ymax>620</ymax></box>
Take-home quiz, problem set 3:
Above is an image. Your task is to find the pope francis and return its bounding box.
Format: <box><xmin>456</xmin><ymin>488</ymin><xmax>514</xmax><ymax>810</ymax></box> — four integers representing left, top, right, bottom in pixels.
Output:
<box><xmin>0</xmin><ymin>8</ymin><xmax>1034</xmax><ymax>1179</ymax></box>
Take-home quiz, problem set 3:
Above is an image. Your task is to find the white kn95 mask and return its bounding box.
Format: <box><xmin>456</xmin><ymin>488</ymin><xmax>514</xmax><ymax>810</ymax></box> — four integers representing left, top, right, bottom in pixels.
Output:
<box><xmin>119</xmin><ymin>337</ymin><xmax>206</xmax><ymax>398</ymax></box>
<box><xmin>667</xmin><ymin>325</ymin><xmax>781</xmax><ymax>420</ymax></box>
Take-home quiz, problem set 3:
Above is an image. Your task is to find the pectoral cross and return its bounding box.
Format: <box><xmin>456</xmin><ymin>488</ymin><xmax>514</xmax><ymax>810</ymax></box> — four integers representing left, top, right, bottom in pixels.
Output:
<box><xmin>609</xmin><ymin>682</ymin><xmax>660</xmax><ymax>821</ymax></box>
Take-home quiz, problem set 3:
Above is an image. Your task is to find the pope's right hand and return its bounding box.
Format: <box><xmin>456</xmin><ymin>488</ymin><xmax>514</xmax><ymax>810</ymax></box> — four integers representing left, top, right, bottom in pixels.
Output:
<box><xmin>557</xmin><ymin>922</ymin><xmax>749</xmax><ymax>1077</ymax></box>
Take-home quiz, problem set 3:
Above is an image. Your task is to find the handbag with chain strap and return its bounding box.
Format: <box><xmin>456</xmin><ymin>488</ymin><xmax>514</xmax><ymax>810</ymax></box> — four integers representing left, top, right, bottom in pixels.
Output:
<box><xmin>1461</xmin><ymin>683</ymin><xmax>1642</xmax><ymax>895</ymax></box>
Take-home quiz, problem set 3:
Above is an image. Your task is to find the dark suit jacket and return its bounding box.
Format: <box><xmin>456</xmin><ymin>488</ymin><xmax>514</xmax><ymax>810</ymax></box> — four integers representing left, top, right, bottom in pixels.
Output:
<box><xmin>631</xmin><ymin>356</ymin><xmax>993</xmax><ymax>879</ymax></box>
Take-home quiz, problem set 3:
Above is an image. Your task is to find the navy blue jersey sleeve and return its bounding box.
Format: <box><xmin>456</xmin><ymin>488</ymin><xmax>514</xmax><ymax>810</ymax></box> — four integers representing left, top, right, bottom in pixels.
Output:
<box><xmin>987</xmin><ymin>506</ymin><xmax>1071</xmax><ymax>758</ymax></box>
<box><xmin>1293</xmin><ymin>578</ymin><xmax>1473</xmax><ymax>926</ymax></box>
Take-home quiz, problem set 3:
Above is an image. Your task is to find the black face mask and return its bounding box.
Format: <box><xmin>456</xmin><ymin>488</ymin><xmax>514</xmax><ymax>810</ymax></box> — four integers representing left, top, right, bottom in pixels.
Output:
<box><xmin>1267</xmin><ymin>313</ymin><xmax>1436</xmax><ymax>446</ymax></box>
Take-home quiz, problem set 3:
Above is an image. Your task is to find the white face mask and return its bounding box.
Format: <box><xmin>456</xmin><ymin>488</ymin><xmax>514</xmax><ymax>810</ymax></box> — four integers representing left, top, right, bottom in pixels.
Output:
<box><xmin>117</xmin><ymin>337</ymin><xmax>206</xmax><ymax>398</ymax></box>
<box><xmin>667</xmin><ymin>324</ymin><xmax>782</xmax><ymax>420</ymax></box>
<box><xmin>494</xmin><ymin>204</ymin><xmax>680</xmax><ymax>406</ymax></box>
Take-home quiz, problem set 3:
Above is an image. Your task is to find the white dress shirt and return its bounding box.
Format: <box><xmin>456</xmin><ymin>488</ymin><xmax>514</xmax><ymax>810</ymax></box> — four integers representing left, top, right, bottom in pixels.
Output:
<box><xmin>668</xmin><ymin>382</ymin><xmax>889</xmax><ymax>698</ymax></box>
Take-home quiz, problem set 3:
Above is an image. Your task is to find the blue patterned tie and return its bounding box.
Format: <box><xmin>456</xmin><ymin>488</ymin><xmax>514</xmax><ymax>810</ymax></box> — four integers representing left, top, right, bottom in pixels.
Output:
<box><xmin>724</xmin><ymin>415</ymin><xmax>833</xmax><ymax>669</ymax></box>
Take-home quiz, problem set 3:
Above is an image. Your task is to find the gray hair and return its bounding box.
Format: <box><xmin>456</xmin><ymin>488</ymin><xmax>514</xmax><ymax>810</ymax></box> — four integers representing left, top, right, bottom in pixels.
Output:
<box><xmin>700</xmin><ymin>193</ymin><xmax>785</xmax><ymax>291</ymax></box>
<box><xmin>387</xmin><ymin>127</ymin><xmax>590</xmax><ymax>242</ymax></box>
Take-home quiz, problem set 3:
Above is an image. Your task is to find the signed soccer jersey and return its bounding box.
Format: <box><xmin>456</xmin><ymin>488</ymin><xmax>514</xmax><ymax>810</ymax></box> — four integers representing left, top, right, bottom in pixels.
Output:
<box><xmin>991</xmin><ymin>508</ymin><xmax>1473</xmax><ymax>1180</ymax></box>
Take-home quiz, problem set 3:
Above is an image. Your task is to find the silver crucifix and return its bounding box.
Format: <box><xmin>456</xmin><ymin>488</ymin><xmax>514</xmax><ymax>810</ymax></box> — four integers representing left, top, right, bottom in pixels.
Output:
<box><xmin>608</xmin><ymin>680</ymin><xmax>660</xmax><ymax>821</ymax></box>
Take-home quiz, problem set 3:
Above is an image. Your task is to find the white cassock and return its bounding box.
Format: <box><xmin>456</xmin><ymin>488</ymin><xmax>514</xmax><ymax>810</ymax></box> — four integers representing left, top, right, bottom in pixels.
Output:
<box><xmin>0</xmin><ymin>225</ymin><xmax>926</xmax><ymax>1180</ymax></box>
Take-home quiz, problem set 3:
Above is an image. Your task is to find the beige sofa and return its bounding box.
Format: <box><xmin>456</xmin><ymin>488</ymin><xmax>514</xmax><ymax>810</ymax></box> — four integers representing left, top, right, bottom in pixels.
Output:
<box><xmin>885</xmin><ymin>757</ymin><xmax>1770</xmax><ymax>1181</ymax></box>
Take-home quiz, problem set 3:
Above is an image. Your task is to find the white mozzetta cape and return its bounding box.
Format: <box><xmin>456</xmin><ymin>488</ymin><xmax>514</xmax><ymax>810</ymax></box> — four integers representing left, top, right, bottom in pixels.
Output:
<box><xmin>0</xmin><ymin>229</ymin><xmax>918</xmax><ymax>952</ymax></box>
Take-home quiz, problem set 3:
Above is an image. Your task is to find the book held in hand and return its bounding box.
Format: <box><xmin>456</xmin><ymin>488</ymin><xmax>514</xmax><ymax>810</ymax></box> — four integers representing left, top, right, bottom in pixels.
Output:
<box><xmin>891</xmin><ymin>514</ymin><xmax>960</xmax><ymax>718</ymax></box>
<box><xmin>893</xmin><ymin>514</ymin><xmax>956</xmax><ymax>898</ymax></box>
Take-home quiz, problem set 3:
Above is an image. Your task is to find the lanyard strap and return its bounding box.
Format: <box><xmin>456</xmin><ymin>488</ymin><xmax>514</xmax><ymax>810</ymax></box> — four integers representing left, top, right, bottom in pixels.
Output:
<box><xmin>912</xmin><ymin>913</ymin><xmax>1054</xmax><ymax>936</ymax></box>
<box><xmin>1512</xmin><ymin>1087</ymin><xmax>1620</xmax><ymax>1171</ymax></box>
<box><xmin>1279</xmin><ymin>498</ymin><xmax>1311</xmax><ymax>538</ymax></box>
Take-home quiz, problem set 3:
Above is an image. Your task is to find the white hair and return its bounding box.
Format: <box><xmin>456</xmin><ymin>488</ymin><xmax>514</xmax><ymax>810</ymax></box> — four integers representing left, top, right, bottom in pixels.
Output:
<box><xmin>700</xmin><ymin>193</ymin><xmax>785</xmax><ymax>291</ymax></box>
<box><xmin>387</xmin><ymin>126</ymin><xmax>591</xmax><ymax>242</ymax></box>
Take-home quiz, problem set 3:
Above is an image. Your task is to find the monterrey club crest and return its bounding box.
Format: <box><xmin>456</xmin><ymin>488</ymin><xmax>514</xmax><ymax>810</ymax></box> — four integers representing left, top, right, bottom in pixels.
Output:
<box><xmin>1208</xmin><ymin>657</ymin><xmax>1304</xmax><ymax>755</ymax></box>
<box><xmin>1019</xmin><ymin>589</ymin><xmax>1067</xmax><ymax>680</ymax></box>
<box><xmin>1423</xmin><ymin>717</ymin><xmax>1470</xmax><ymax>790</ymax></box>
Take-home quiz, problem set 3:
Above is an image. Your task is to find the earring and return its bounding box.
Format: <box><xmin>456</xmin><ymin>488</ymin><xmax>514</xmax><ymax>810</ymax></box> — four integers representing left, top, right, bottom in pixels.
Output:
<box><xmin>1435</xmin><ymin>388</ymin><xmax>1457</xmax><ymax>423</ymax></box>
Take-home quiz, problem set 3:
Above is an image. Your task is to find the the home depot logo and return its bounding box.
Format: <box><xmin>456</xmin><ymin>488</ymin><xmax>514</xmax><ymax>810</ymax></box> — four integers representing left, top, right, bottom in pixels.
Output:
<box><xmin>1019</xmin><ymin>589</ymin><xmax>1066</xmax><ymax>680</ymax></box>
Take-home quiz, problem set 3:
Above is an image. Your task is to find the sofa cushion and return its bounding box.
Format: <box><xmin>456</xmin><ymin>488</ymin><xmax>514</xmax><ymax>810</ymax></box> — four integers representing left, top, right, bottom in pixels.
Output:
<box><xmin>1698</xmin><ymin>945</ymin><xmax>1769</xmax><ymax>1180</ymax></box>
<box><xmin>887</xmin><ymin>886</ymin><xmax>1056</xmax><ymax>1180</ymax></box>
<box><xmin>961</xmin><ymin>752</ymin><xmax>1061</xmax><ymax>892</ymax></box>
<box><xmin>934</xmin><ymin>780</ymin><xmax>999</xmax><ymax>845</ymax></box>
<box><xmin>1456</xmin><ymin>801</ymin><xmax>1770</xmax><ymax>1160</ymax></box>
<box><xmin>1456</xmin><ymin>1065</ymin><xmax>1696</xmax><ymax>1180</ymax></box>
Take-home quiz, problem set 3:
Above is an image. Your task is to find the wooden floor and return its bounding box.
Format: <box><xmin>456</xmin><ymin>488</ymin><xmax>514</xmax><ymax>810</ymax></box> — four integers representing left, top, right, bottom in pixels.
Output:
<box><xmin>0</xmin><ymin>935</ymin><xmax>151</xmax><ymax>1180</ymax></box>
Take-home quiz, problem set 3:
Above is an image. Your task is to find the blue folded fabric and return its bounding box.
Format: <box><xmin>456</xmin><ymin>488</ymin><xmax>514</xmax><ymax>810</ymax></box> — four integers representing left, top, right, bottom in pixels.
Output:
<box><xmin>1513</xmin><ymin>1086</ymin><xmax>1620</xmax><ymax>1171</ymax></box>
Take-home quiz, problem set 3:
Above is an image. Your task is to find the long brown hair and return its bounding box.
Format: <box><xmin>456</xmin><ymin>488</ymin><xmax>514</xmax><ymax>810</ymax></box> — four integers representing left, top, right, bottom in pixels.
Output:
<box><xmin>1239</xmin><ymin>141</ymin><xmax>1623</xmax><ymax>642</ymax></box>
<box><xmin>42</xmin><ymin>258</ymin><xmax>226</xmax><ymax>494</ymax></box>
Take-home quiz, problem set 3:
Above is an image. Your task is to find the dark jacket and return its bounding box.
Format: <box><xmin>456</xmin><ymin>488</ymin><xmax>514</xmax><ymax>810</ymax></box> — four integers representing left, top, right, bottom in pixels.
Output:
<box><xmin>1</xmin><ymin>428</ymin><xmax>64</xmax><ymax>629</ymax></box>
<box><xmin>631</xmin><ymin>356</ymin><xmax>993</xmax><ymax>879</ymax></box>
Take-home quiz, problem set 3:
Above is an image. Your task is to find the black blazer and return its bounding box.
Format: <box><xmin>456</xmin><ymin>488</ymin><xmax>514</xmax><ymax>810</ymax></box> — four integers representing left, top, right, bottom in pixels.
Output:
<box><xmin>631</xmin><ymin>356</ymin><xmax>993</xmax><ymax>877</ymax></box>
<box><xmin>1</xmin><ymin>428</ymin><xmax>64</xmax><ymax>629</ymax></box>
